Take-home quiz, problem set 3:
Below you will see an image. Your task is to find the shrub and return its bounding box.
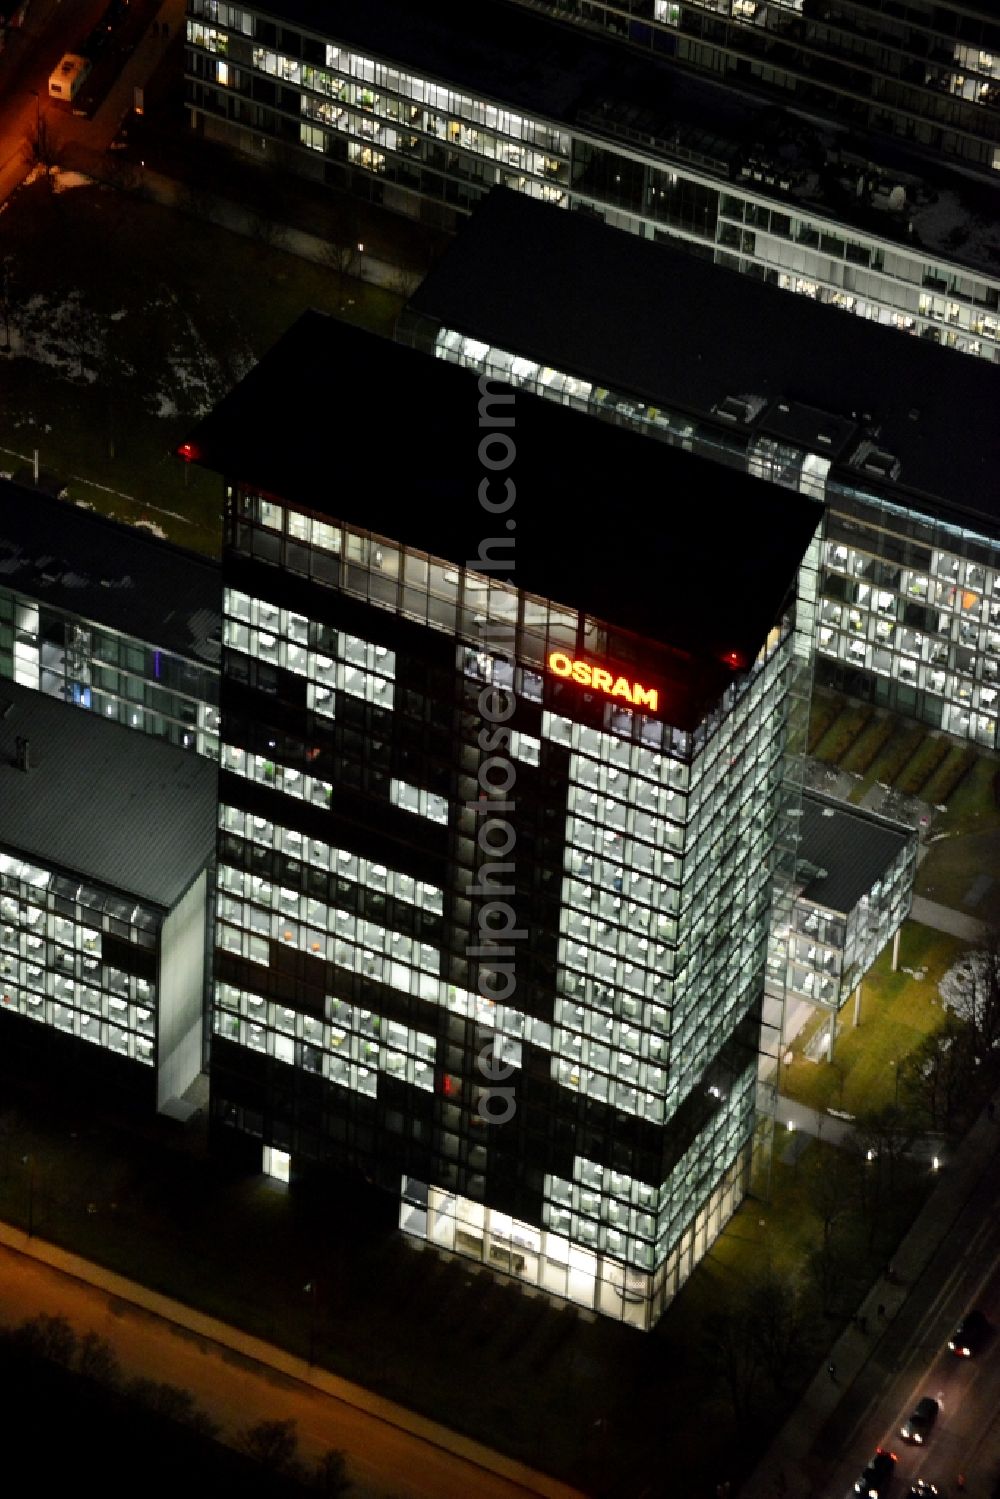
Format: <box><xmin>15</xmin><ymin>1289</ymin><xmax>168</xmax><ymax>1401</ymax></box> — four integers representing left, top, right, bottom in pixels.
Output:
<box><xmin>922</xmin><ymin>747</ymin><xmax>977</xmax><ymax>807</ymax></box>
<box><xmin>814</xmin><ymin>705</ymin><xmax>873</xmax><ymax>765</ymax></box>
<box><xmin>807</xmin><ymin>695</ymin><xmax>844</xmax><ymax>754</ymax></box>
<box><xmin>897</xmin><ymin>736</ymin><xmax>950</xmax><ymax>797</ymax></box>
<box><xmin>875</xmin><ymin>726</ymin><xmax>925</xmax><ymax>786</ymax></box>
<box><xmin>842</xmin><ymin>715</ymin><xmax>894</xmax><ymax>776</ymax></box>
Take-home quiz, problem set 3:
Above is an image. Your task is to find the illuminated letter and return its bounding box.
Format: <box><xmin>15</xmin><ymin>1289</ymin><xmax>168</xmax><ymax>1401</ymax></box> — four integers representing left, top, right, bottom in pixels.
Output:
<box><xmin>571</xmin><ymin>660</ymin><xmax>591</xmax><ymax>685</ymax></box>
<box><xmin>610</xmin><ymin>676</ymin><xmax>633</xmax><ymax>701</ymax></box>
<box><xmin>591</xmin><ymin>668</ymin><xmax>613</xmax><ymax>692</ymax></box>
<box><xmin>548</xmin><ymin>651</ymin><xmax>573</xmax><ymax>678</ymax></box>
<box><xmin>633</xmin><ymin>684</ymin><xmax>659</xmax><ymax>712</ymax></box>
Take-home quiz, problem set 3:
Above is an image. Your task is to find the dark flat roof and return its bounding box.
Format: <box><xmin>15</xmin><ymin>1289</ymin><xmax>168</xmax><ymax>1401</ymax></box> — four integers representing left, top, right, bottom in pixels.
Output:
<box><xmin>797</xmin><ymin>792</ymin><xmax>912</xmax><ymax>915</ymax></box>
<box><xmin>0</xmin><ymin>684</ymin><xmax>217</xmax><ymax>908</ymax></box>
<box><xmin>185</xmin><ymin>314</ymin><xmax>822</xmax><ymax>727</ymax></box>
<box><xmin>240</xmin><ymin>0</ymin><xmax>1000</xmax><ymax>274</ymax></box>
<box><xmin>406</xmin><ymin>189</ymin><xmax>1000</xmax><ymax>535</ymax></box>
<box><xmin>0</xmin><ymin>482</ymin><xmax>221</xmax><ymax>667</ymax></box>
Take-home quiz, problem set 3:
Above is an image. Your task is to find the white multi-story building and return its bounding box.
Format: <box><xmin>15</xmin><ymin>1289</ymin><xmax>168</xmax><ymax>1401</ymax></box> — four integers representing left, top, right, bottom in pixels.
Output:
<box><xmin>0</xmin><ymin>682</ymin><xmax>217</xmax><ymax>1113</ymax></box>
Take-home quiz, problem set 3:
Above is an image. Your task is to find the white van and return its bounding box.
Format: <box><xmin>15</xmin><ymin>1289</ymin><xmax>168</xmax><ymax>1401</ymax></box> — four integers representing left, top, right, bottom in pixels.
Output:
<box><xmin>48</xmin><ymin>53</ymin><xmax>91</xmax><ymax>101</ymax></box>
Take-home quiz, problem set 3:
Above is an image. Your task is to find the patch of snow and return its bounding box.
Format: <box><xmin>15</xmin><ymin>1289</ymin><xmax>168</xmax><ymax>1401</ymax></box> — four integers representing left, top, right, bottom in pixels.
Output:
<box><xmin>109</xmin><ymin>309</ymin><xmax>127</xmax><ymax>322</ymax></box>
<box><xmin>133</xmin><ymin>519</ymin><xmax>168</xmax><ymax>539</ymax></box>
<box><xmin>51</xmin><ymin>169</ymin><xmax>91</xmax><ymax>194</ymax></box>
<box><xmin>154</xmin><ymin>393</ymin><xmax>178</xmax><ymax>418</ymax></box>
<box><xmin>910</xmin><ymin>188</ymin><xmax>1000</xmax><ymax>270</ymax></box>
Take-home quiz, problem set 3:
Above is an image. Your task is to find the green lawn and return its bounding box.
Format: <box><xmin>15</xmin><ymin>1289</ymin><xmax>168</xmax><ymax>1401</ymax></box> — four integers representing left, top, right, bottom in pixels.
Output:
<box><xmin>0</xmin><ymin>174</ymin><xmax>403</xmax><ymax>556</ymax></box>
<box><xmin>780</xmin><ymin>922</ymin><xmax>967</xmax><ymax>1115</ymax></box>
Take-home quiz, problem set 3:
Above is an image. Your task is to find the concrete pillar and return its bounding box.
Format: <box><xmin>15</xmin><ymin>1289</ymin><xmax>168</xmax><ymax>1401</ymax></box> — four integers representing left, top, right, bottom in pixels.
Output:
<box><xmin>827</xmin><ymin>1008</ymin><xmax>837</xmax><ymax>1062</ymax></box>
<box><xmin>852</xmin><ymin>983</ymin><xmax>862</xmax><ymax>1028</ymax></box>
<box><xmin>891</xmin><ymin>928</ymin><xmax>901</xmax><ymax>973</ymax></box>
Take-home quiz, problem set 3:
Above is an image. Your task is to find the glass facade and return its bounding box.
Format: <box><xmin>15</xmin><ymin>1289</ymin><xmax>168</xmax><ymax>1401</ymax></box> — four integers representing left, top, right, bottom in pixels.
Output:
<box><xmin>780</xmin><ymin>814</ymin><xmax>916</xmax><ymax>1012</ymax></box>
<box><xmin>0</xmin><ymin>589</ymin><xmax>221</xmax><ymax>758</ymax></box>
<box><xmin>212</xmin><ymin>481</ymin><xmax>801</xmax><ymax>1327</ymax></box>
<box><xmin>409</xmin><ymin>319</ymin><xmax>1000</xmax><ymax>749</ymax></box>
<box><xmin>184</xmin><ymin>0</ymin><xmax>1000</xmax><ymax>363</ymax></box>
<box><xmin>0</xmin><ymin>851</ymin><xmax>161</xmax><ymax>1068</ymax></box>
<box><xmin>511</xmin><ymin>0</ymin><xmax>1000</xmax><ymax>173</ymax></box>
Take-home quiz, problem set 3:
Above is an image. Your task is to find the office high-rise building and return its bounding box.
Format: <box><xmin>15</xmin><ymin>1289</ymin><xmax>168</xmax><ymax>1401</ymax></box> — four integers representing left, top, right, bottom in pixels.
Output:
<box><xmin>185</xmin><ymin>315</ymin><xmax>820</xmax><ymax>1326</ymax></box>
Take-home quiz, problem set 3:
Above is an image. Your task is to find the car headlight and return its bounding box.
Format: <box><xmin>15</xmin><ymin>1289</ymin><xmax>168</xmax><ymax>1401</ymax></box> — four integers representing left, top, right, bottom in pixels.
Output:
<box><xmin>914</xmin><ymin>1434</ymin><xmax>923</xmax><ymax>1444</ymax></box>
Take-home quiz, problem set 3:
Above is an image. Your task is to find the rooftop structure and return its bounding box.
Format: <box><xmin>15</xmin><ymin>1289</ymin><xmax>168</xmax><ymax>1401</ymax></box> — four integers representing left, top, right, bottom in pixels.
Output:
<box><xmin>0</xmin><ymin>682</ymin><xmax>217</xmax><ymax>908</ymax></box>
<box><xmin>186</xmin><ymin>313</ymin><xmax>821</xmax><ymax>726</ymax></box>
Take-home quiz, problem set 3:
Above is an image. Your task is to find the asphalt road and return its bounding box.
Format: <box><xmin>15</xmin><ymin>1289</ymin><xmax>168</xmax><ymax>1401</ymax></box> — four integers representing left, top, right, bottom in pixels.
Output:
<box><xmin>823</xmin><ymin>1138</ymin><xmax>1000</xmax><ymax>1499</ymax></box>
<box><xmin>0</xmin><ymin>1238</ymin><xmax>583</xmax><ymax>1499</ymax></box>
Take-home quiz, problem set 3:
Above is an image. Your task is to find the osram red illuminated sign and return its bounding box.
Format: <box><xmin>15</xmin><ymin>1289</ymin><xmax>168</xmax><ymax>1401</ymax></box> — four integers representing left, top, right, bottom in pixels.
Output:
<box><xmin>547</xmin><ymin>651</ymin><xmax>659</xmax><ymax>713</ymax></box>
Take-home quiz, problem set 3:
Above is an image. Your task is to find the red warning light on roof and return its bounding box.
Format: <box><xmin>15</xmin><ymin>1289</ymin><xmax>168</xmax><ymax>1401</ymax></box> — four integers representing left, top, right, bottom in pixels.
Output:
<box><xmin>176</xmin><ymin>441</ymin><xmax>196</xmax><ymax>462</ymax></box>
<box><xmin>722</xmin><ymin>650</ymin><xmax>744</xmax><ymax>669</ymax></box>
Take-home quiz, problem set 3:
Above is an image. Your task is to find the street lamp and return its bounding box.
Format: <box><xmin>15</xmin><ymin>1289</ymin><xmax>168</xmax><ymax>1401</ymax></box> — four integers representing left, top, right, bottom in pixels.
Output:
<box><xmin>889</xmin><ymin>1058</ymin><xmax>900</xmax><ymax>1106</ymax></box>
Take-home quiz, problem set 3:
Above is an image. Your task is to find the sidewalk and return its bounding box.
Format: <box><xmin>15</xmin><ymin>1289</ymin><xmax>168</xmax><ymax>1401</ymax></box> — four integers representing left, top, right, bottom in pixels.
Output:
<box><xmin>0</xmin><ymin>1219</ymin><xmax>583</xmax><ymax>1499</ymax></box>
<box><xmin>739</xmin><ymin>1101</ymin><xmax>1000</xmax><ymax>1498</ymax></box>
<box><xmin>58</xmin><ymin>137</ymin><xmax>422</xmax><ymax>296</ymax></box>
<box><xmin>909</xmin><ymin>894</ymin><xmax>986</xmax><ymax>941</ymax></box>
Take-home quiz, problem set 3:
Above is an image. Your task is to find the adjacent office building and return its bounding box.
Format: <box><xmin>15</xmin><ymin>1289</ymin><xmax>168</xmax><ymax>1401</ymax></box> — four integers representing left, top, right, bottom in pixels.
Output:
<box><xmin>0</xmin><ymin>482</ymin><xmax>222</xmax><ymax>759</ymax></box>
<box><xmin>398</xmin><ymin>188</ymin><xmax>1000</xmax><ymax>750</ymax></box>
<box><xmin>499</xmin><ymin>0</ymin><xmax>1000</xmax><ymax>174</ymax></box>
<box><xmin>0</xmin><ymin>684</ymin><xmax>218</xmax><ymax>1112</ymax></box>
<box><xmin>780</xmin><ymin>794</ymin><xmax>916</xmax><ymax>1030</ymax></box>
<box><xmin>184</xmin><ymin>313</ymin><xmax>821</xmax><ymax>1326</ymax></box>
<box><xmin>184</xmin><ymin>0</ymin><xmax>1000</xmax><ymax>362</ymax></box>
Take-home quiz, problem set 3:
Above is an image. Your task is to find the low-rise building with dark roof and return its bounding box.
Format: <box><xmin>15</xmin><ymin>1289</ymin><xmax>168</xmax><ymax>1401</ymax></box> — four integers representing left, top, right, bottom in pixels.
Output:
<box><xmin>0</xmin><ymin>683</ymin><xmax>218</xmax><ymax>1113</ymax></box>
<box><xmin>778</xmin><ymin>792</ymin><xmax>916</xmax><ymax>1039</ymax></box>
<box><xmin>0</xmin><ymin>482</ymin><xmax>222</xmax><ymax>759</ymax></box>
<box><xmin>399</xmin><ymin>188</ymin><xmax>1000</xmax><ymax>749</ymax></box>
<box><xmin>184</xmin><ymin>0</ymin><xmax>1000</xmax><ymax>364</ymax></box>
<box><xmin>181</xmin><ymin>312</ymin><xmax>822</xmax><ymax>1327</ymax></box>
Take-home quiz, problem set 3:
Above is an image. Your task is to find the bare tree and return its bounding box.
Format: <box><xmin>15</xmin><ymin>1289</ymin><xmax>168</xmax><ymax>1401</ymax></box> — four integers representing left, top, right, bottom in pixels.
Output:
<box><xmin>702</xmin><ymin>1300</ymin><xmax>762</xmax><ymax>1422</ymax></box>
<box><xmin>77</xmin><ymin>1331</ymin><xmax>120</xmax><ymax>1386</ymax></box>
<box><xmin>854</xmin><ymin>1103</ymin><xmax>916</xmax><ymax>1199</ymax></box>
<box><xmin>802</xmin><ymin>1141</ymin><xmax>861</xmax><ymax>1251</ymax></box>
<box><xmin>939</xmin><ymin>937</ymin><xmax>1000</xmax><ymax>1068</ymax></box>
<box><xmin>238</xmin><ymin>1418</ymin><xmax>305</xmax><ymax>1480</ymax></box>
<box><xmin>311</xmin><ymin>1449</ymin><xmax>352</xmax><ymax>1495</ymax></box>
<box><xmin>745</xmin><ymin>1269</ymin><xmax>807</xmax><ymax>1394</ymax></box>
<box><xmin>13</xmin><ymin>1313</ymin><xmax>78</xmax><ymax>1365</ymax></box>
<box><xmin>901</xmin><ymin>1014</ymin><xmax>979</xmax><ymax>1134</ymax></box>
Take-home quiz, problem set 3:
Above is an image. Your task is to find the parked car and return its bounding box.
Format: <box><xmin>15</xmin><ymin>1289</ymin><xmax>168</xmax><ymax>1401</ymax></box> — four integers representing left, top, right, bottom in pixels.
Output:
<box><xmin>949</xmin><ymin>1309</ymin><xmax>989</xmax><ymax>1357</ymax></box>
<box><xmin>900</xmin><ymin>1395</ymin><xmax>940</xmax><ymax>1443</ymax></box>
<box><xmin>855</xmin><ymin>1448</ymin><xmax>897</xmax><ymax>1497</ymax></box>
